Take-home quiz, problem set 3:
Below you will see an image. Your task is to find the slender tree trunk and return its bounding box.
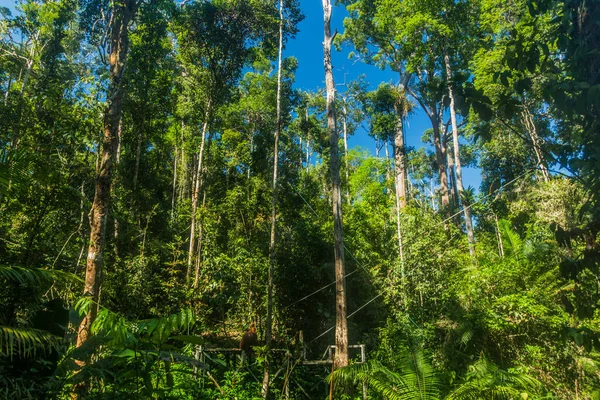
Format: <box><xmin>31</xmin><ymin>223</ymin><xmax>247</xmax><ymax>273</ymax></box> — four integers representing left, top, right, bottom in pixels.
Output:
<box><xmin>445</xmin><ymin>53</ymin><xmax>476</xmax><ymax>258</ymax></box>
<box><xmin>299</xmin><ymin>137</ymin><xmax>303</xmax><ymax>167</ymax></box>
<box><xmin>76</xmin><ymin>0</ymin><xmax>137</xmax><ymax>355</ymax></box>
<box><xmin>3</xmin><ymin>76</ymin><xmax>11</xmax><ymax>106</ymax></box>
<box><xmin>447</xmin><ymin>143</ymin><xmax>457</xmax><ymax>207</ymax></box>
<box><xmin>133</xmin><ymin>122</ymin><xmax>143</xmax><ymax>190</ymax></box>
<box><xmin>384</xmin><ymin>140</ymin><xmax>391</xmax><ymax>182</ymax></box>
<box><xmin>342</xmin><ymin>100</ymin><xmax>350</xmax><ymax>203</ymax></box>
<box><xmin>171</xmin><ymin>140</ymin><xmax>178</xmax><ymax>221</ymax></box>
<box><xmin>179</xmin><ymin>122</ymin><xmax>187</xmax><ymax>204</ymax></box>
<box><xmin>193</xmin><ymin>190</ymin><xmax>206</xmax><ymax>289</ymax></box>
<box><xmin>113</xmin><ymin>116</ymin><xmax>123</xmax><ymax>256</ymax></box>
<box><xmin>393</xmin><ymin>100</ymin><xmax>407</xmax><ymax>209</ymax></box>
<box><xmin>392</xmin><ymin>91</ymin><xmax>408</xmax><ymax>306</ymax></box>
<box><xmin>521</xmin><ymin>107</ymin><xmax>550</xmax><ymax>182</ymax></box>
<box><xmin>305</xmin><ymin>108</ymin><xmax>310</xmax><ymax>167</ymax></box>
<box><xmin>392</xmin><ymin>145</ymin><xmax>407</xmax><ymax>306</ymax></box>
<box><xmin>494</xmin><ymin>213</ymin><xmax>504</xmax><ymax>257</ymax></box>
<box><xmin>248</xmin><ymin>132</ymin><xmax>254</xmax><ymax>179</ymax></box>
<box><xmin>263</xmin><ymin>1</ymin><xmax>284</xmax><ymax>397</ymax></box>
<box><xmin>432</xmin><ymin>117</ymin><xmax>449</xmax><ymax>207</ymax></box>
<box><xmin>187</xmin><ymin>105</ymin><xmax>211</xmax><ymax>283</ymax></box>
<box><xmin>322</xmin><ymin>0</ymin><xmax>348</xmax><ymax>371</ymax></box>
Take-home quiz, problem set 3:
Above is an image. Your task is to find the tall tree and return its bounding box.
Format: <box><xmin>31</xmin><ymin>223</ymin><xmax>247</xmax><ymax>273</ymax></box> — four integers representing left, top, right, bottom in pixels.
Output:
<box><xmin>322</xmin><ymin>0</ymin><xmax>348</xmax><ymax>372</ymax></box>
<box><xmin>445</xmin><ymin>52</ymin><xmax>476</xmax><ymax>257</ymax></box>
<box><xmin>262</xmin><ymin>0</ymin><xmax>284</xmax><ymax>396</ymax></box>
<box><xmin>340</xmin><ymin>0</ymin><xmax>451</xmax><ymax>208</ymax></box>
<box><xmin>76</xmin><ymin>0</ymin><xmax>139</xmax><ymax>354</ymax></box>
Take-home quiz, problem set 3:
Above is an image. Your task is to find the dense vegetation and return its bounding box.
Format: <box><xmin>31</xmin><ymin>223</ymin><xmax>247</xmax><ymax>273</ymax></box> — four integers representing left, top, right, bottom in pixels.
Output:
<box><xmin>0</xmin><ymin>0</ymin><xmax>599</xmax><ymax>398</ymax></box>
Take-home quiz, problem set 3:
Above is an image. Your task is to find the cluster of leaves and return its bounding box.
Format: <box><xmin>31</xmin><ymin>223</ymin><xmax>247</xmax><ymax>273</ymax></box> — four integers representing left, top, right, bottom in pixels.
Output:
<box><xmin>0</xmin><ymin>0</ymin><xmax>599</xmax><ymax>398</ymax></box>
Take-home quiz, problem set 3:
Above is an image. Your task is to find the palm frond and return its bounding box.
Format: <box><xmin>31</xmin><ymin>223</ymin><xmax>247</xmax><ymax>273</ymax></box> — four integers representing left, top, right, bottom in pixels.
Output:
<box><xmin>0</xmin><ymin>265</ymin><xmax>81</xmax><ymax>287</ymax></box>
<box><xmin>498</xmin><ymin>219</ymin><xmax>523</xmax><ymax>259</ymax></box>
<box><xmin>0</xmin><ymin>148</ymin><xmax>32</xmax><ymax>194</ymax></box>
<box><xmin>0</xmin><ymin>326</ymin><xmax>63</xmax><ymax>360</ymax></box>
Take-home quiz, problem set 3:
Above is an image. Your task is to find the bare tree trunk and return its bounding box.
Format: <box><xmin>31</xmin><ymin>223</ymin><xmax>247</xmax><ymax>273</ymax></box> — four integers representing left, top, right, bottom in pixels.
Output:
<box><xmin>384</xmin><ymin>140</ymin><xmax>390</xmax><ymax>182</ymax></box>
<box><xmin>133</xmin><ymin>122</ymin><xmax>143</xmax><ymax>190</ymax></box>
<box><xmin>432</xmin><ymin>119</ymin><xmax>449</xmax><ymax>207</ymax></box>
<box><xmin>393</xmin><ymin>100</ymin><xmax>407</xmax><ymax>209</ymax></box>
<box><xmin>305</xmin><ymin>108</ymin><xmax>311</xmax><ymax>168</ymax></box>
<box><xmin>248</xmin><ymin>132</ymin><xmax>254</xmax><ymax>179</ymax></box>
<box><xmin>446</xmin><ymin>142</ymin><xmax>457</xmax><ymax>207</ymax></box>
<box><xmin>322</xmin><ymin>0</ymin><xmax>348</xmax><ymax>372</ymax></box>
<box><xmin>342</xmin><ymin>100</ymin><xmax>350</xmax><ymax>203</ymax></box>
<box><xmin>522</xmin><ymin>106</ymin><xmax>550</xmax><ymax>182</ymax></box>
<box><xmin>494</xmin><ymin>213</ymin><xmax>504</xmax><ymax>257</ymax></box>
<box><xmin>392</xmin><ymin>145</ymin><xmax>407</xmax><ymax>306</ymax></box>
<box><xmin>113</xmin><ymin>116</ymin><xmax>123</xmax><ymax>256</ymax></box>
<box><xmin>193</xmin><ymin>190</ymin><xmax>206</xmax><ymax>289</ymax></box>
<box><xmin>76</xmin><ymin>0</ymin><xmax>137</xmax><ymax>356</ymax></box>
<box><xmin>187</xmin><ymin>105</ymin><xmax>211</xmax><ymax>284</ymax></box>
<box><xmin>263</xmin><ymin>1</ymin><xmax>284</xmax><ymax>397</ymax></box>
<box><xmin>171</xmin><ymin>140</ymin><xmax>178</xmax><ymax>221</ymax></box>
<box><xmin>445</xmin><ymin>53</ymin><xmax>475</xmax><ymax>258</ymax></box>
<box><xmin>179</xmin><ymin>122</ymin><xmax>187</xmax><ymax>203</ymax></box>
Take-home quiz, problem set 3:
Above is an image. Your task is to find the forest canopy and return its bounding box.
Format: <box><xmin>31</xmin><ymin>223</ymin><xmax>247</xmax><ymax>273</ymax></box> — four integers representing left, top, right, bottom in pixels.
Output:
<box><xmin>0</xmin><ymin>0</ymin><xmax>599</xmax><ymax>398</ymax></box>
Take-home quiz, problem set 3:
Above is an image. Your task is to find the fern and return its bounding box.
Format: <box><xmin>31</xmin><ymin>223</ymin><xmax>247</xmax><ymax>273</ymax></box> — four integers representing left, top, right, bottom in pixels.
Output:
<box><xmin>332</xmin><ymin>348</ymin><xmax>440</xmax><ymax>399</ymax></box>
<box><xmin>0</xmin><ymin>266</ymin><xmax>76</xmax><ymax>360</ymax></box>
<box><xmin>0</xmin><ymin>326</ymin><xmax>62</xmax><ymax>360</ymax></box>
<box><xmin>447</xmin><ymin>355</ymin><xmax>542</xmax><ymax>400</ymax></box>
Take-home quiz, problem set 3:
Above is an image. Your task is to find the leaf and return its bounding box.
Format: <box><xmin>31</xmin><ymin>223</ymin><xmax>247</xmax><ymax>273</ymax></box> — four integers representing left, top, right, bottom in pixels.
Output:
<box><xmin>0</xmin><ymin>326</ymin><xmax>62</xmax><ymax>360</ymax></box>
<box><xmin>0</xmin><ymin>265</ymin><xmax>81</xmax><ymax>287</ymax></box>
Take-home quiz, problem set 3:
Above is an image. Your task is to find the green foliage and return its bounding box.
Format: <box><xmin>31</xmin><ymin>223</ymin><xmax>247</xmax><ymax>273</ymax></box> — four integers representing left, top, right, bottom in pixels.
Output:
<box><xmin>333</xmin><ymin>346</ymin><xmax>440</xmax><ymax>400</ymax></box>
<box><xmin>1</xmin><ymin>0</ymin><xmax>599</xmax><ymax>398</ymax></box>
<box><xmin>0</xmin><ymin>326</ymin><xmax>62</xmax><ymax>360</ymax></box>
<box><xmin>447</xmin><ymin>356</ymin><xmax>542</xmax><ymax>400</ymax></box>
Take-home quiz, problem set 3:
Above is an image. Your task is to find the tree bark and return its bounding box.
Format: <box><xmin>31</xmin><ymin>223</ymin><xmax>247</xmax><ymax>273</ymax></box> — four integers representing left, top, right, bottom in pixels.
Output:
<box><xmin>112</xmin><ymin>116</ymin><xmax>123</xmax><ymax>257</ymax></box>
<box><xmin>193</xmin><ymin>190</ymin><xmax>206</xmax><ymax>289</ymax></box>
<box><xmin>187</xmin><ymin>105</ymin><xmax>211</xmax><ymax>283</ymax></box>
<box><xmin>263</xmin><ymin>1</ymin><xmax>284</xmax><ymax>397</ymax></box>
<box><xmin>133</xmin><ymin>122</ymin><xmax>143</xmax><ymax>190</ymax></box>
<box><xmin>446</xmin><ymin>140</ymin><xmax>458</xmax><ymax>207</ymax></box>
<box><xmin>432</xmin><ymin>117</ymin><xmax>450</xmax><ymax>208</ymax></box>
<box><xmin>322</xmin><ymin>0</ymin><xmax>348</xmax><ymax>372</ymax></box>
<box><xmin>393</xmin><ymin>98</ymin><xmax>407</xmax><ymax>209</ymax></box>
<box><xmin>342</xmin><ymin>99</ymin><xmax>350</xmax><ymax>203</ymax></box>
<box><xmin>494</xmin><ymin>213</ymin><xmax>504</xmax><ymax>257</ymax></box>
<box><xmin>76</xmin><ymin>0</ymin><xmax>137</xmax><ymax>353</ymax></box>
<box><xmin>171</xmin><ymin>140</ymin><xmax>178</xmax><ymax>221</ymax></box>
<box><xmin>521</xmin><ymin>106</ymin><xmax>550</xmax><ymax>182</ymax></box>
<box><xmin>445</xmin><ymin>53</ymin><xmax>476</xmax><ymax>258</ymax></box>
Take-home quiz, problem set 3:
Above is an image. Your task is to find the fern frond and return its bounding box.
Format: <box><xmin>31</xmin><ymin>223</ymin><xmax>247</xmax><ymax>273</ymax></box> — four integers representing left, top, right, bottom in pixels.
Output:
<box><xmin>447</xmin><ymin>356</ymin><xmax>541</xmax><ymax>399</ymax></box>
<box><xmin>332</xmin><ymin>349</ymin><xmax>440</xmax><ymax>400</ymax></box>
<box><xmin>0</xmin><ymin>326</ymin><xmax>62</xmax><ymax>360</ymax></box>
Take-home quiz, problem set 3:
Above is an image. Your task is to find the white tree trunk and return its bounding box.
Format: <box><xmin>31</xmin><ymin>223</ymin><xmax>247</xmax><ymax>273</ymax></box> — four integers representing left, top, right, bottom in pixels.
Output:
<box><xmin>262</xmin><ymin>0</ymin><xmax>284</xmax><ymax>396</ymax></box>
<box><xmin>445</xmin><ymin>53</ymin><xmax>476</xmax><ymax>258</ymax></box>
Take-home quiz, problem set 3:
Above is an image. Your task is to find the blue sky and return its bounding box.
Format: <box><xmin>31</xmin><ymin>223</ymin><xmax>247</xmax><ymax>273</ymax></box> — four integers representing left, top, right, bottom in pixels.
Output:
<box><xmin>0</xmin><ymin>0</ymin><xmax>482</xmax><ymax>189</ymax></box>
<box><xmin>285</xmin><ymin>1</ymin><xmax>482</xmax><ymax>190</ymax></box>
